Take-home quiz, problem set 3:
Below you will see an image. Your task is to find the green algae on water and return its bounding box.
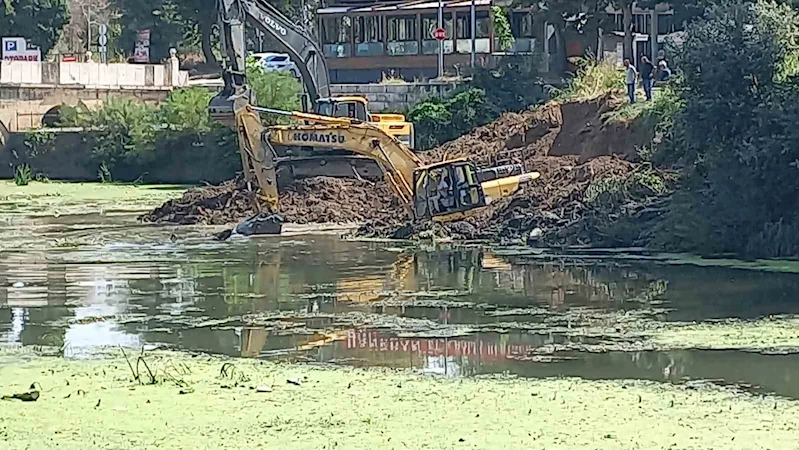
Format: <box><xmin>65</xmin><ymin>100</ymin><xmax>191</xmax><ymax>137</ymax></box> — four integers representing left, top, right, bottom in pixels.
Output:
<box><xmin>0</xmin><ymin>181</ymin><xmax>187</xmax><ymax>216</ymax></box>
<box><xmin>2</xmin><ymin>350</ymin><xmax>799</xmax><ymax>450</ymax></box>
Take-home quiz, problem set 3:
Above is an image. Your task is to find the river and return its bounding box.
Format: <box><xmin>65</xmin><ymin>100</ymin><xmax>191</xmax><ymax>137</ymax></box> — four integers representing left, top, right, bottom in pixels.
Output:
<box><xmin>3</xmin><ymin>210</ymin><xmax>799</xmax><ymax>400</ymax></box>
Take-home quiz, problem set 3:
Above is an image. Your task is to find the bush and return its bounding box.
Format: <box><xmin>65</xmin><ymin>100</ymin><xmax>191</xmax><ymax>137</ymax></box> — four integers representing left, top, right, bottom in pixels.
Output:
<box><xmin>553</xmin><ymin>58</ymin><xmax>624</xmax><ymax>102</ymax></box>
<box><xmin>14</xmin><ymin>164</ymin><xmax>32</xmax><ymax>186</ymax></box>
<box><xmin>246</xmin><ymin>57</ymin><xmax>302</xmax><ymax>124</ymax></box>
<box><xmin>655</xmin><ymin>0</ymin><xmax>799</xmax><ymax>258</ymax></box>
<box><xmin>53</xmin><ymin>65</ymin><xmax>303</xmax><ymax>183</ymax></box>
<box><xmin>407</xmin><ymin>100</ymin><xmax>452</xmax><ymax>150</ymax></box>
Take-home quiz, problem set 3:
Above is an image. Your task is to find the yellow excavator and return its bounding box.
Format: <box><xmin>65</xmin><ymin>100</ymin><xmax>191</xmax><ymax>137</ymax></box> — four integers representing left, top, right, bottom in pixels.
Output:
<box><xmin>212</xmin><ymin>0</ymin><xmax>539</xmax><ymax>235</ymax></box>
<box><xmin>224</xmin><ymin>102</ymin><xmax>539</xmax><ymax>235</ymax></box>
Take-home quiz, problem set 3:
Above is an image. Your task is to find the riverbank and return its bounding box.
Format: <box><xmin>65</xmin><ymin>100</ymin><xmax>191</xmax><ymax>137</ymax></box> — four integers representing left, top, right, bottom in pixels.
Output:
<box><xmin>2</xmin><ymin>349</ymin><xmax>798</xmax><ymax>450</ymax></box>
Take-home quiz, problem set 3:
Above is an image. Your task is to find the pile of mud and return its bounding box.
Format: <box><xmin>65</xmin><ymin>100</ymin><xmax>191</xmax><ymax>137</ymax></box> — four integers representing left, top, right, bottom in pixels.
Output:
<box><xmin>140</xmin><ymin>176</ymin><xmax>400</xmax><ymax>225</ymax></box>
<box><xmin>355</xmin><ymin>154</ymin><xmax>661</xmax><ymax>245</ymax></box>
<box><xmin>420</xmin><ymin>96</ymin><xmax>652</xmax><ymax>167</ymax></box>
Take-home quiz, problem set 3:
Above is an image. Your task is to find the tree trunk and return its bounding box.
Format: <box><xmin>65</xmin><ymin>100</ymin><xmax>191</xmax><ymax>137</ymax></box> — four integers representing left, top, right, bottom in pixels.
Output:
<box><xmin>622</xmin><ymin>1</ymin><xmax>633</xmax><ymax>61</ymax></box>
<box><xmin>201</xmin><ymin>20</ymin><xmax>218</xmax><ymax>67</ymax></box>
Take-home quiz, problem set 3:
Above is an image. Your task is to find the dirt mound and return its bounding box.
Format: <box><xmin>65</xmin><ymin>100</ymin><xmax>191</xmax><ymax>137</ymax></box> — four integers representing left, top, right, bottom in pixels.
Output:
<box><xmin>140</xmin><ymin>176</ymin><xmax>402</xmax><ymax>225</ymax></box>
<box><xmin>421</xmin><ymin>97</ymin><xmax>652</xmax><ymax>168</ymax></box>
<box><xmin>357</xmin><ymin>97</ymin><xmax>665</xmax><ymax>245</ymax></box>
<box><xmin>354</xmin><ymin>155</ymin><xmax>656</xmax><ymax>245</ymax></box>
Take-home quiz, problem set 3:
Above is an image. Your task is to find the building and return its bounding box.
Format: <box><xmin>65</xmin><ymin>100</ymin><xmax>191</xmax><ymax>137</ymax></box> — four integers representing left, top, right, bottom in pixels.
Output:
<box><xmin>602</xmin><ymin>3</ymin><xmax>683</xmax><ymax>65</ymax></box>
<box><xmin>316</xmin><ymin>0</ymin><xmax>681</xmax><ymax>83</ymax></box>
<box><xmin>317</xmin><ymin>0</ymin><xmax>543</xmax><ymax>83</ymax></box>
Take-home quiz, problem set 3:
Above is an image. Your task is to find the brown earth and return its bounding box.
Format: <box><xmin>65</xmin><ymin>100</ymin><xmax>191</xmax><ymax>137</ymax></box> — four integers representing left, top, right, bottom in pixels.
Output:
<box><xmin>140</xmin><ymin>176</ymin><xmax>401</xmax><ymax>225</ymax></box>
<box><xmin>420</xmin><ymin>96</ymin><xmax>652</xmax><ymax>168</ymax></box>
<box><xmin>142</xmin><ymin>96</ymin><xmax>664</xmax><ymax>245</ymax></box>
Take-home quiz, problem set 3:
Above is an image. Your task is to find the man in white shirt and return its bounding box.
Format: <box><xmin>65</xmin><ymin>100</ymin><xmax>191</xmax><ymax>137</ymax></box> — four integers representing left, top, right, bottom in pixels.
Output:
<box><xmin>624</xmin><ymin>58</ymin><xmax>638</xmax><ymax>103</ymax></box>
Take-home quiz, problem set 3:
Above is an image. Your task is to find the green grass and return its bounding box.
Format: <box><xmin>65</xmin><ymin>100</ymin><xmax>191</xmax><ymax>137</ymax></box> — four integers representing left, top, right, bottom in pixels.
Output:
<box><xmin>0</xmin><ymin>181</ymin><xmax>187</xmax><ymax>216</ymax></box>
<box><xmin>603</xmin><ymin>85</ymin><xmax>683</xmax><ymax>124</ymax></box>
<box><xmin>553</xmin><ymin>58</ymin><xmax>625</xmax><ymax>102</ymax></box>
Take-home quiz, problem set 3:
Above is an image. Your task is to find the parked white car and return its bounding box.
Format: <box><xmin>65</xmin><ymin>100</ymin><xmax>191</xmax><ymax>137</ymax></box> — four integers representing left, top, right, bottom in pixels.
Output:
<box><xmin>250</xmin><ymin>52</ymin><xmax>299</xmax><ymax>77</ymax></box>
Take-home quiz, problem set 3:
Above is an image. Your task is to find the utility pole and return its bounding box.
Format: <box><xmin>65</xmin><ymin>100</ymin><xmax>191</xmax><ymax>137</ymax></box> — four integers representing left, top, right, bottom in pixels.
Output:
<box><xmin>438</xmin><ymin>0</ymin><xmax>444</xmax><ymax>78</ymax></box>
<box><xmin>470</xmin><ymin>0</ymin><xmax>475</xmax><ymax>68</ymax></box>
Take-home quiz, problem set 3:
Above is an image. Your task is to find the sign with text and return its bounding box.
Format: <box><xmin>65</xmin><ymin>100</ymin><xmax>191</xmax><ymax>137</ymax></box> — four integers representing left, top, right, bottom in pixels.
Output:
<box><xmin>133</xmin><ymin>29</ymin><xmax>151</xmax><ymax>63</ymax></box>
<box><xmin>432</xmin><ymin>27</ymin><xmax>447</xmax><ymax>41</ymax></box>
<box><xmin>2</xmin><ymin>37</ymin><xmax>41</xmax><ymax>62</ymax></box>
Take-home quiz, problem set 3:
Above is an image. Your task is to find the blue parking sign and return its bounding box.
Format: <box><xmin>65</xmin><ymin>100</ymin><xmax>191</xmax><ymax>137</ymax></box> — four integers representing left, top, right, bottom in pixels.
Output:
<box><xmin>5</xmin><ymin>40</ymin><xmax>17</xmax><ymax>52</ymax></box>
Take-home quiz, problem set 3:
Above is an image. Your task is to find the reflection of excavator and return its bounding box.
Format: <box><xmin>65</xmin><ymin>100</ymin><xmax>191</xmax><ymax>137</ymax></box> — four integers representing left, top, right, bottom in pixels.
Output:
<box><xmin>211</xmin><ymin>0</ymin><xmax>540</xmax><ymax>234</ymax></box>
<box><xmin>211</xmin><ymin>0</ymin><xmax>414</xmax><ymax>183</ymax></box>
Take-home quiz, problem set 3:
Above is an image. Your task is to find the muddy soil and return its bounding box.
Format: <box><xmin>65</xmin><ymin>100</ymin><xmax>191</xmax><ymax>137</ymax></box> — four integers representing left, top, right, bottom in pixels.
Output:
<box><xmin>142</xmin><ymin>96</ymin><xmax>661</xmax><ymax>244</ymax></box>
<box><xmin>140</xmin><ymin>176</ymin><xmax>401</xmax><ymax>225</ymax></box>
<box><xmin>420</xmin><ymin>96</ymin><xmax>652</xmax><ymax>168</ymax></box>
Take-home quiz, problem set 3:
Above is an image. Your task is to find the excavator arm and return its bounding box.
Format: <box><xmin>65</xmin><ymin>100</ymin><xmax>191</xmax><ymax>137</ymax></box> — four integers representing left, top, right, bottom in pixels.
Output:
<box><xmin>215</xmin><ymin>0</ymin><xmax>329</xmax><ymax>109</ymax></box>
<box><xmin>211</xmin><ymin>0</ymin><xmax>334</xmax><ymax>216</ymax></box>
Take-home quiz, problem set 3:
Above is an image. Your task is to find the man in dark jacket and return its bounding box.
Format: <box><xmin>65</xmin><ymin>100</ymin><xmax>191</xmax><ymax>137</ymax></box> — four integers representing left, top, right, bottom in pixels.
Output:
<box><xmin>640</xmin><ymin>55</ymin><xmax>655</xmax><ymax>101</ymax></box>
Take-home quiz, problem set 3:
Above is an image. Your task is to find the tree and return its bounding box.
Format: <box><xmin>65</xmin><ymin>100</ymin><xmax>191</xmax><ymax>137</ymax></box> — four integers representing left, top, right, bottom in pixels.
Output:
<box><xmin>59</xmin><ymin>0</ymin><xmax>114</xmax><ymax>54</ymax></box>
<box><xmin>113</xmin><ymin>0</ymin><xmax>184</xmax><ymax>61</ymax></box>
<box><xmin>658</xmin><ymin>0</ymin><xmax>799</xmax><ymax>257</ymax></box>
<box><xmin>0</xmin><ymin>0</ymin><xmax>69</xmax><ymax>55</ymax></box>
<box><xmin>174</xmin><ymin>0</ymin><xmax>218</xmax><ymax>66</ymax></box>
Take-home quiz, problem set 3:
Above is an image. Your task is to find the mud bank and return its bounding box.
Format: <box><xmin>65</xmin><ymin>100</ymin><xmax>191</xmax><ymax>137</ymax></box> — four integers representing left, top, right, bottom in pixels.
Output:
<box><xmin>140</xmin><ymin>176</ymin><xmax>399</xmax><ymax>226</ymax></box>
<box><xmin>2</xmin><ymin>350</ymin><xmax>799</xmax><ymax>450</ymax></box>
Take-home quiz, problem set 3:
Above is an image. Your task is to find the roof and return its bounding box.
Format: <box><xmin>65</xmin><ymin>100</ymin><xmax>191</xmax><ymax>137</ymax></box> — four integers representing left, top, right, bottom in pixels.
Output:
<box><xmin>319</xmin><ymin>0</ymin><xmax>491</xmax><ymax>14</ymax></box>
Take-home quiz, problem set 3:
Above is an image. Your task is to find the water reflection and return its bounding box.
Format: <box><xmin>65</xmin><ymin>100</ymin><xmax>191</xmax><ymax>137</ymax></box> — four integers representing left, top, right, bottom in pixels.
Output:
<box><xmin>4</xmin><ymin>224</ymin><xmax>799</xmax><ymax>397</ymax></box>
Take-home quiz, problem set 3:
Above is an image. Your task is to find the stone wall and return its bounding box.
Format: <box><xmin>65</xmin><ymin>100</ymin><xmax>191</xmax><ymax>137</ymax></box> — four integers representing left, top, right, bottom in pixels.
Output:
<box><xmin>0</xmin><ymin>85</ymin><xmax>171</xmax><ymax>132</ymax></box>
<box><xmin>330</xmin><ymin>82</ymin><xmax>461</xmax><ymax>112</ymax></box>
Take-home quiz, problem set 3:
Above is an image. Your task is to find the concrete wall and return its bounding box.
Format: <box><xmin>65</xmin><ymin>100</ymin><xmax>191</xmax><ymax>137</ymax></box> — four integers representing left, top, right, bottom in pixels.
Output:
<box><xmin>0</xmin><ymin>57</ymin><xmax>188</xmax><ymax>88</ymax></box>
<box><xmin>330</xmin><ymin>82</ymin><xmax>461</xmax><ymax>112</ymax></box>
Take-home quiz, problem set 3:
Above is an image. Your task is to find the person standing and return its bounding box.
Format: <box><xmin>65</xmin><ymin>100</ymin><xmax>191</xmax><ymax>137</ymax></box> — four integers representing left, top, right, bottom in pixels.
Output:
<box><xmin>624</xmin><ymin>59</ymin><xmax>638</xmax><ymax>103</ymax></box>
<box><xmin>640</xmin><ymin>55</ymin><xmax>655</xmax><ymax>101</ymax></box>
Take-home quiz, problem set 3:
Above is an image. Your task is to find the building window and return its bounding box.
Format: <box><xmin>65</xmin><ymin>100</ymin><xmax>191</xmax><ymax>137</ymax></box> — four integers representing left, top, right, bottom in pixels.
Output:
<box><xmin>511</xmin><ymin>12</ymin><xmax>534</xmax><ymax>38</ymax></box>
<box><xmin>321</xmin><ymin>17</ymin><xmax>351</xmax><ymax>44</ymax></box>
<box><xmin>423</xmin><ymin>14</ymin><xmax>453</xmax><ymax>39</ymax></box>
<box><xmin>609</xmin><ymin>13</ymin><xmax>651</xmax><ymax>35</ymax></box>
<box><xmin>354</xmin><ymin>15</ymin><xmax>383</xmax><ymax>43</ymax></box>
<box><xmin>388</xmin><ymin>16</ymin><xmax>417</xmax><ymax>41</ymax></box>
<box><xmin>634</xmin><ymin>13</ymin><xmax>651</xmax><ymax>35</ymax></box>
<box><xmin>455</xmin><ymin>11</ymin><xmax>490</xmax><ymax>39</ymax></box>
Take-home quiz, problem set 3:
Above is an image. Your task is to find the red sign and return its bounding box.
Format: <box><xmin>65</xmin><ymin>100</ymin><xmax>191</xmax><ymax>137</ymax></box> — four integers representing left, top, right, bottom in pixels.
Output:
<box><xmin>61</xmin><ymin>54</ymin><xmax>77</xmax><ymax>62</ymax></box>
<box><xmin>432</xmin><ymin>27</ymin><xmax>447</xmax><ymax>41</ymax></box>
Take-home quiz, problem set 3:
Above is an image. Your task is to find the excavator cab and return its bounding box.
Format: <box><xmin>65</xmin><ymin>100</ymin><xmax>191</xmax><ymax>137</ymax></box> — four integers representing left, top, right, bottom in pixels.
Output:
<box><xmin>412</xmin><ymin>160</ymin><xmax>487</xmax><ymax>220</ymax></box>
<box><xmin>314</xmin><ymin>97</ymin><xmax>369</xmax><ymax>121</ymax></box>
<box><xmin>315</xmin><ymin>97</ymin><xmax>415</xmax><ymax>149</ymax></box>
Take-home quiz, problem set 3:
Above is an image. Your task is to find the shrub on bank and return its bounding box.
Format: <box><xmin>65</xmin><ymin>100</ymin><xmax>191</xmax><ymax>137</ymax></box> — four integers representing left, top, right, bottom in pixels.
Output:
<box><xmin>52</xmin><ymin>68</ymin><xmax>302</xmax><ymax>183</ymax></box>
